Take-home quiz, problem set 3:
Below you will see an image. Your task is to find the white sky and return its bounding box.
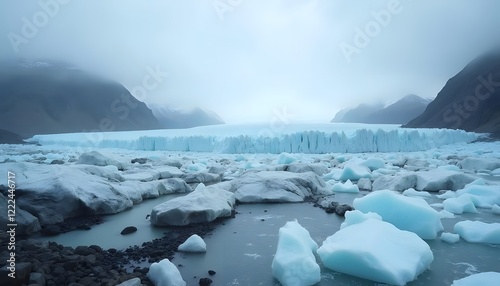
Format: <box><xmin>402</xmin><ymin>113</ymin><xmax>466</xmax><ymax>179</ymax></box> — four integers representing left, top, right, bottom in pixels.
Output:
<box><xmin>1</xmin><ymin>0</ymin><xmax>500</xmax><ymax>123</ymax></box>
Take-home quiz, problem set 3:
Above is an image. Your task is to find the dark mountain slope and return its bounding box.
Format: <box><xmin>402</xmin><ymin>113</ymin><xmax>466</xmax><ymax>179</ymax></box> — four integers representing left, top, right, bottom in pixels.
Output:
<box><xmin>0</xmin><ymin>60</ymin><xmax>161</xmax><ymax>137</ymax></box>
<box><xmin>405</xmin><ymin>52</ymin><xmax>500</xmax><ymax>136</ymax></box>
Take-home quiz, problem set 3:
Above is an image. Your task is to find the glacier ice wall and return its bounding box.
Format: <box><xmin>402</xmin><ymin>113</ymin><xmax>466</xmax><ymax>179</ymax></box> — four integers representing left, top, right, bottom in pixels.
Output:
<box><xmin>29</xmin><ymin>124</ymin><xmax>479</xmax><ymax>154</ymax></box>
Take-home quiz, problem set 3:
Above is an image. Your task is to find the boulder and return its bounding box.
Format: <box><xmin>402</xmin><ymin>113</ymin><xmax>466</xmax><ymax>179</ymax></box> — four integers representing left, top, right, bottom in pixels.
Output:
<box><xmin>0</xmin><ymin>193</ymin><xmax>41</xmax><ymax>235</ymax></box>
<box><xmin>120</xmin><ymin>226</ymin><xmax>137</xmax><ymax>235</ymax></box>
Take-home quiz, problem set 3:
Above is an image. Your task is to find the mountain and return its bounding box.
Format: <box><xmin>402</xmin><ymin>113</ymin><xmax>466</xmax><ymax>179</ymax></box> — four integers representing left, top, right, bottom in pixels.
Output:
<box><xmin>405</xmin><ymin>51</ymin><xmax>500</xmax><ymax>136</ymax></box>
<box><xmin>147</xmin><ymin>103</ymin><xmax>224</xmax><ymax>129</ymax></box>
<box><xmin>363</xmin><ymin>94</ymin><xmax>431</xmax><ymax>124</ymax></box>
<box><xmin>0</xmin><ymin>60</ymin><xmax>161</xmax><ymax>138</ymax></box>
<box><xmin>333</xmin><ymin>103</ymin><xmax>385</xmax><ymax>123</ymax></box>
<box><xmin>331</xmin><ymin>95</ymin><xmax>430</xmax><ymax>124</ymax></box>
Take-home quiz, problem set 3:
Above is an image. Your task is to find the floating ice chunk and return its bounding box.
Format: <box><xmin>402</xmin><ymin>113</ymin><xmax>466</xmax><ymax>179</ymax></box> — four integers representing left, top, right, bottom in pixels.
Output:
<box><xmin>278</xmin><ymin>152</ymin><xmax>298</xmax><ymax>164</ymax></box>
<box><xmin>493</xmin><ymin>204</ymin><xmax>500</xmax><ymax>215</ymax></box>
<box><xmin>156</xmin><ymin>166</ymin><xmax>184</xmax><ymax>179</ymax></box>
<box><xmin>178</xmin><ymin>234</ymin><xmax>207</xmax><ymax>253</ymax></box>
<box><xmin>340</xmin><ymin>210</ymin><xmax>382</xmax><ymax>229</ymax></box>
<box><xmin>76</xmin><ymin>151</ymin><xmax>126</xmax><ymax>170</ymax></box>
<box><xmin>456</xmin><ymin>184</ymin><xmax>500</xmax><ymax>208</ymax></box>
<box><xmin>332</xmin><ymin>180</ymin><xmax>359</xmax><ymax>193</ymax></box>
<box><xmin>150</xmin><ymin>183</ymin><xmax>235</xmax><ymax>226</ymax></box>
<box><xmin>353</xmin><ymin>190</ymin><xmax>443</xmax><ymax>239</ymax></box>
<box><xmin>437</xmin><ymin>190</ymin><xmax>456</xmax><ymax>199</ymax></box>
<box><xmin>230</xmin><ymin>171</ymin><xmax>329</xmax><ymax>203</ymax></box>
<box><xmin>437</xmin><ymin>164</ymin><xmax>461</xmax><ymax>171</ymax></box>
<box><xmin>440</xmin><ymin>232</ymin><xmax>460</xmax><ymax>243</ymax></box>
<box><xmin>339</xmin><ymin>164</ymin><xmax>371</xmax><ymax>181</ymax></box>
<box><xmin>271</xmin><ymin>220</ymin><xmax>321</xmax><ymax>286</ymax></box>
<box><xmin>372</xmin><ymin>173</ymin><xmax>416</xmax><ymax>192</ymax></box>
<box><xmin>357</xmin><ymin>178</ymin><xmax>372</xmax><ymax>191</ymax></box>
<box><xmin>438</xmin><ymin>210</ymin><xmax>456</xmax><ymax>219</ymax></box>
<box><xmin>147</xmin><ymin>258</ymin><xmax>186</xmax><ymax>286</ymax></box>
<box><xmin>403</xmin><ymin>188</ymin><xmax>432</xmax><ymax>197</ymax></box>
<box><xmin>459</xmin><ymin>157</ymin><xmax>500</xmax><ymax>171</ymax></box>
<box><xmin>360</xmin><ymin>158</ymin><xmax>385</xmax><ymax>171</ymax></box>
<box><xmin>454</xmin><ymin>220</ymin><xmax>500</xmax><ymax>244</ymax></box>
<box><xmin>443</xmin><ymin>196</ymin><xmax>478</xmax><ymax>214</ymax></box>
<box><xmin>415</xmin><ymin>169</ymin><xmax>476</xmax><ymax>192</ymax></box>
<box><xmin>285</xmin><ymin>163</ymin><xmax>328</xmax><ymax>176</ymax></box>
<box><xmin>318</xmin><ymin>218</ymin><xmax>434</xmax><ymax>286</ymax></box>
<box><xmin>451</xmin><ymin>272</ymin><xmax>500</xmax><ymax>286</ymax></box>
<box><xmin>492</xmin><ymin>168</ymin><xmax>500</xmax><ymax>176</ymax></box>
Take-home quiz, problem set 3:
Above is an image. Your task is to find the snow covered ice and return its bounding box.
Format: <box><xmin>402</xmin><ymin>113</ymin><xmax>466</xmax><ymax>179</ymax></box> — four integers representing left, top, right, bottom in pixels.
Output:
<box><xmin>353</xmin><ymin>190</ymin><xmax>444</xmax><ymax>239</ymax></box>
<box><xmin>271</xmin><ymin>220</ymin><xmax>321</xmax><ymax>286</ymax></box>
<box><xmin>318</xmin><ymin>211</ymin><xmax>434</xmax><ymax>285</ymax></box>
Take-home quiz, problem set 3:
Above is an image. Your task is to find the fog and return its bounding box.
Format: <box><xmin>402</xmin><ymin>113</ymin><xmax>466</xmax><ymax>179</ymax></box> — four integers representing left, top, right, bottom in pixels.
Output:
<box><xmin>1</xmin><ymin>0</ymin><xmax>500</xmax><ymax>123</ymax></box>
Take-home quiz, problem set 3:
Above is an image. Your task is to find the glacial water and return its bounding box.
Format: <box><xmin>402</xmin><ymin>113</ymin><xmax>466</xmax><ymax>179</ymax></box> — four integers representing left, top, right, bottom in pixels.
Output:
<box><xmin>44</xmin><ymin>192</ymin><xmax>500</xmax><ymax>286</ymax></box>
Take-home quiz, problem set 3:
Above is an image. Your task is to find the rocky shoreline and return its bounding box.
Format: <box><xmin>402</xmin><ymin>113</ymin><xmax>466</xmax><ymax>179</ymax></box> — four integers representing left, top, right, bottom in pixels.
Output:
<box><xmin>0</xmin><ymin>214</ymin><xmax>231</xmax><ymax>286</ymax></box>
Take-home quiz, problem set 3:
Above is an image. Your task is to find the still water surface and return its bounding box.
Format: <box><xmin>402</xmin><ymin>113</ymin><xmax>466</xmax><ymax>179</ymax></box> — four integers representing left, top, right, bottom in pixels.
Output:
<box><xmin>46</xmin><ymin>193</ymin><xmax>500</xmax><ymax>286</ymax></box>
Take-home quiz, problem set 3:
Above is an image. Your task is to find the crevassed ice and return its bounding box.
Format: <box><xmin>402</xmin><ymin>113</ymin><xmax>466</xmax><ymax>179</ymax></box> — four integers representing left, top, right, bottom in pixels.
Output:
<box><xmin>29</xmin><ymin>123</ymin><xmax>478</xmax><ymax>154</ymax></box>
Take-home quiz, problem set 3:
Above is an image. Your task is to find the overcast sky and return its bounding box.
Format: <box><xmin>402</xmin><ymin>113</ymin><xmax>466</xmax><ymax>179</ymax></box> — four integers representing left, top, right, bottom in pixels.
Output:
<box><xmin>1</xmin><ymin>0</ymin><xmax>500</xmax><ymax>123</ymax></box>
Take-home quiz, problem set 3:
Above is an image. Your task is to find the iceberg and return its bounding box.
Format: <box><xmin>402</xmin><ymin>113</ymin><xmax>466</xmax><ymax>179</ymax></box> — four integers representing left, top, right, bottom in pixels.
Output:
<box><xmin>29</xmin><ymin>123</ymin><xmax>478</xmax><ymax>154</ymax></box>
<box><xmin>271</xmin><ymin>220</ymin><xmax>321</xmax><ymax>286</ymax></box>
<box><xmin>147</xmin><ymin>258</ymin><xmax>186</xmax><ymax>286</ymax></box>
<box><xmin>178</xmin><ymin>234</ymin><xmax>207</xmax><ymax>253</ymax></box>
<box><xmin>451</xmin><ymin>272</ymin><xmax>500</xmax><ymax>286</ymax></box>
<box><xmin>454</xmin><ymin>220</ymin><xmax>500</xmax><ymax>244</ymax></box>
<box><xmin>353</xmin><ymin>190</ymin><xmax>444</xmax><ymax>239</ymax></box>
<box><xmin>332</xmin><ymin>179</ymin><xmax>359</xmax><ymax>193</ymax></box>
<box><xmin>318</xmin><ymin>217</ymin><xmax>434</xmax><ymax>285</ymax></box>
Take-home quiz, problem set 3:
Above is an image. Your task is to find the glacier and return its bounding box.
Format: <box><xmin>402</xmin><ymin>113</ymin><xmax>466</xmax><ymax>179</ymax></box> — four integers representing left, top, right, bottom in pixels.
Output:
<box><xmin>28</xmin><ymin>123</ymin><xmax>479</xmax><ymax>154</ymax></box>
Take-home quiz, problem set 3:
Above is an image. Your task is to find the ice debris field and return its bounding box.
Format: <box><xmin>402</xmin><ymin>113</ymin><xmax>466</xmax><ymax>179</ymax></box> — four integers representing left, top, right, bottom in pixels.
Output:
<box><xmin>1</xmin><ymin>123</ymin><xmax>500</xmax><ymax>285</ymax></box>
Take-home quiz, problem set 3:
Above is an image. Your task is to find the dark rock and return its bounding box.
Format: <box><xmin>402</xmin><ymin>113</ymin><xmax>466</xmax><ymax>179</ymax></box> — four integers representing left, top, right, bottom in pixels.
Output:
<box><xmin>64</xmin><ymin>261</ymin><xmax>79</xmax><ymax>271</ymax></box>
<box><xmin>29</xmin><ymin>272</ymin><xmax>46</xmax><ymax>286</ymax></box>
<box><xmin>199</xmin><ymin>277</ymin><xmax>213</xmax><ymax>285</ymax></box>
<box><xmin>131</xmin><ymin>158</ymin><xmax>149</xmax><ymax>164</ymax></box>
<box><xmin>208</xmin><ymin>270</ymin><xmax>216</xmax><ymax>276</ymax></box>
<box><xmin>41</xmin><ymin>225</ymin><xmax>61</xmax><ymax>236</ymax></box>
<box><xmin>84</xmin><ymin>254</ymin><xmax>96</xmax><ymax>265</ymax></box>
<box><xmin>120</xmin><ymin>226</ymin><xmax>138</xmax><ymax>235</ymax></box>
<box><xmin>75</xmin><ymin>246</ymin><xmax>92</xmax><ymax>256</ymax></box>
<box><xmin>335</xmin><ymin>204</ymin><xmax>354</xmax><ymax>216</ymax></box>
<box><xmin>77</xmin><ymin>276</ymin><xmax>96</xmax><ymax>286</ymax></box>
<box><xmin>50</xmin><ymin>159</ymin><xmax>65</xmax><ymax>165</ymax></box>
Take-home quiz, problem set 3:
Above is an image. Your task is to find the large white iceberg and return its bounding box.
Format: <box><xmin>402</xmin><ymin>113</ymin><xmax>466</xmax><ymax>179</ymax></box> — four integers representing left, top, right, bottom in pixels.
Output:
<box><xmin>271</xmin><ymin>220</ymin><xmax>321</xmax><ymax>286</ymax></box>
<box><xmin>454</xmin><ymin>220</ymin><xmax>500</xmax><ymax>244</ymax></box>
<box><xmin>353</xmin><ymin>190</ymin><xmax>444</xmax><ymax>239</ymax></box>
<box><xmin>318</xmin><ymin>215</ymin><xmax>434</xmax><ymax>285</ymax></box>
<box><xmin>147</xmin><ymin>258</ymin><xmax>186</xmax><ymax>286</ymax></box>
